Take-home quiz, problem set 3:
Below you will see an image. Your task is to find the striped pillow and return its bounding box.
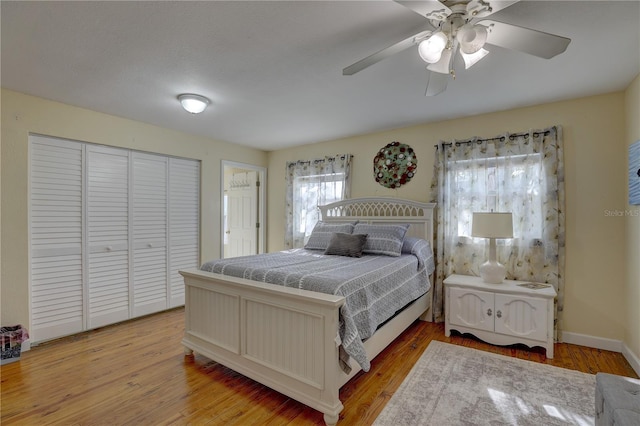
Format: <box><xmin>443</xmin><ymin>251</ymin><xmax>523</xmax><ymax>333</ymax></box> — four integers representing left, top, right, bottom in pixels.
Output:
<box><xmin>353</xmin><ymin>223</ymin><xmax>410</xmax><ymax>257</ymax></box>
<box><xmin>304</xmin><ymin>221</ymin><xmax>356</xmax><ymax>250</ymax></box>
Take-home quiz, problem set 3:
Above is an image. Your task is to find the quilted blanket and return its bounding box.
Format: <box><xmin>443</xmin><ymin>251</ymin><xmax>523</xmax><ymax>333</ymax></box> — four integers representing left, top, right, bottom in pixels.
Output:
<box><xmin>200</xmin><ymin>238</ymin><xmax>434</xmax><ymax>372</ymax></box>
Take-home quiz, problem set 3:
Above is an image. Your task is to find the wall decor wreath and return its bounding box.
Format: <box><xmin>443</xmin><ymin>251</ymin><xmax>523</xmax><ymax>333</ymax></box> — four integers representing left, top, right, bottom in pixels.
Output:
<box><xmin>373</xmin><ymin>142</ymin><xmax>417</xmax><ymax>189</ymax></box>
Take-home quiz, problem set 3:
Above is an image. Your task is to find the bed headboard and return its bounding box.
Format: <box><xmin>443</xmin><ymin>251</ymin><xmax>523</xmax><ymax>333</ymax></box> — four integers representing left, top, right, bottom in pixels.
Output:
<box><xmin>319</xmin><ymin>197</ymin><xmax>437</xmax><ymax>248</ymax></box>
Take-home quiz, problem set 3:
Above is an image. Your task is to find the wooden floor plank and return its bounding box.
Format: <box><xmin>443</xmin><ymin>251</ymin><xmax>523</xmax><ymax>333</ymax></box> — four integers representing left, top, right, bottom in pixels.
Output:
<box><xmin>1</xmin><ymin>307</ymin><xmax>637</xmax><ymax>425</ymax></box>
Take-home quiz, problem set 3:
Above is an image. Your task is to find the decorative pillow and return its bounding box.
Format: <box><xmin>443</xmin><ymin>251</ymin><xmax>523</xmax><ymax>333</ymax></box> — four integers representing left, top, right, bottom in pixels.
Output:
<box><xmin>304</xmin><ymin>221</ymin><xmax>356</xmax><ymax>250</ymax></box>
<box><xmin>353</xmin><ymin>223</ymin><xmax>410</xmax><ymax>257</ymax></box>
<box><xmin>324</xmin><ymin>233</ymin><xmax>368</xmax><ymax>258</ymax></box>
<box><xmin>401</xmin><ymin>237</ymin><xmax>435</xmax><ymax>273</ymax></box>
<box><xmin>402</xmin><ymin>236</ymin><xmax>422</xmax><ymax>254</ymax></box>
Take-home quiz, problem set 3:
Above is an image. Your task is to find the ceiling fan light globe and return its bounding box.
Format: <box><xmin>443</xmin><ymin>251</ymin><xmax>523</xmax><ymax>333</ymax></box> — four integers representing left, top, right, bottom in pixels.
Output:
<box><xmin>457</xmin><ymin>24</ymin><xmax>488</xmax><ymax>54</ymax></box>
<box><xmin>461</xmin><ymin>47</ymin><xmax>490</xmax><ymax>69</ymax></box>
<box><xmin>418</xmin><ymin>47</ymin><xmax>442</xmax><ymax>64</ymax></box>
<box><xmin>418</xmin><ymin>32</ymin><xmax>447</xmax><ymax>63</ymax></box>
<box><xmin>427</xmin><ymin>47</ymin><xmax>453</xmax><ymax>74</ymax></box>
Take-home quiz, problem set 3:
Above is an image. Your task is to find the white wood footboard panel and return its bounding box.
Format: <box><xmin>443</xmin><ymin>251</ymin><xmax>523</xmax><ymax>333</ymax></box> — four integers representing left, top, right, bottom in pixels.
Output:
<box><xmin>181</xmin><ymin>269</ymin><xmax>346</xmax><ymax>422</ymax></box>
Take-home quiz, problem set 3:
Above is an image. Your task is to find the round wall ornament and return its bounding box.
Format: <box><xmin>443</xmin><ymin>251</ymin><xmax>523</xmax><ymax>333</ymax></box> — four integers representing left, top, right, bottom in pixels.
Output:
<box><xmin>373</xmin><ymin>141</ymin><xmax>417</xmax><ymax>188</ymax></box>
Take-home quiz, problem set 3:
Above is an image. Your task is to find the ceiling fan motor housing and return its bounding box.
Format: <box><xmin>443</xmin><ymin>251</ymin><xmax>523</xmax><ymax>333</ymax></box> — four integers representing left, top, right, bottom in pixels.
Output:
<box><xmin>429</xmin><ymin>0</ymin><xmax>492</xmax><ymax>23</ymax></box>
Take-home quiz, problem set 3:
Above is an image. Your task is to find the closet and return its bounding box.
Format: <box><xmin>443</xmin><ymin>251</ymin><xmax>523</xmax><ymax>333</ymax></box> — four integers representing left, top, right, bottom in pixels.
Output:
<box><xmin>30</xmin><ymin>135</ymin><xmax>200</xmax><ymax>343</ymax></box>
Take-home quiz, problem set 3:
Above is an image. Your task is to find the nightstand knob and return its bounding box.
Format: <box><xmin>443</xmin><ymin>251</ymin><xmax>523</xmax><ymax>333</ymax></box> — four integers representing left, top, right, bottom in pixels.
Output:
<box><xmin>496</xmin><ymin>310</ymin><xmax>502</xmax><ymax>318</ymax></box>
<box><xmin>487</xmin><ymin>308</ymin><xmax>492</xmax><ymax>317</ymax></box>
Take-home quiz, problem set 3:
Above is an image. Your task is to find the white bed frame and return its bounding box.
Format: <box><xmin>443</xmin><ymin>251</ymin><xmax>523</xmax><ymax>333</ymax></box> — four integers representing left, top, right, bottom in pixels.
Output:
<box><xmin>180</xmin><ymin>197</ymin><xmax>436</xmax><ymax>425</ymax></box>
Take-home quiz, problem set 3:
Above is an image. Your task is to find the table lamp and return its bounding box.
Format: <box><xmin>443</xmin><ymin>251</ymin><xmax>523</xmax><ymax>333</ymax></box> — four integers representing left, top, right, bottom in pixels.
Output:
<box><xmin>472</xmin><ymin>212</ymin><xmax>513</xmax><ymax>283</ymax></box>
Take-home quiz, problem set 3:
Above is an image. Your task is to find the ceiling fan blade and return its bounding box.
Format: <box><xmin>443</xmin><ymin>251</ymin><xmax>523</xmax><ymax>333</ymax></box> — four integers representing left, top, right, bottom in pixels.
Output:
<box><xmin>482</xmin><ymin>20</ymin><xmax>571</xmax><ymax>59</ymax></box>
<box><xmin>343</xmin><ymin>31</ymin><xmax>429</xmax><ymax>75</ymax></box>
<box><xmin>394</xmin><ymin>1</ymin><xmax>451</xmax><ymax>21</ymax></box>
<box><xmin>425</xmin><ymin>71</ymin><xmax>449</xmax><ymax>96</ymax></box>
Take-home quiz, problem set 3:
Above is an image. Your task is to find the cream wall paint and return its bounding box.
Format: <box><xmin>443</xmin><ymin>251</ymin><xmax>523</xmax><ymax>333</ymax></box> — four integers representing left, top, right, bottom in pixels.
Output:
<box><xmin>2</xmin><ymin>84</ymin><xmax>635</xmax><ymax>362</ymax></box>
<box><xmin>625</xmin><ymin>74</ymin><xmax>640</xmax><ymax>358</ymax></box>
<box><xmin>267</xmin><ymin>92</ymin><xmax>629</xmax><ymax>347</ymax></box>
<box><xmin>0</xmin><ymin>89</ymin><xmax>268</xmax><ymax>328</ymax></box>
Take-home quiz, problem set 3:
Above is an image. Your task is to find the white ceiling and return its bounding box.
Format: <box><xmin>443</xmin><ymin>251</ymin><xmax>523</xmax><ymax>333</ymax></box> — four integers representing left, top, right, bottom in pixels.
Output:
<box><xmin>2</xmin><ymin>1</ymin><xmax>639</xmax><ymax>151</ymax></box>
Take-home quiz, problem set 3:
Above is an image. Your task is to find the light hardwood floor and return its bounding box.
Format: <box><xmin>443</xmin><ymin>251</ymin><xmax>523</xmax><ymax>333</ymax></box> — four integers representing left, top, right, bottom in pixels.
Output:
<box><xmin>1</xmin><ymin>307</ymin><xmax>637</xmax><ymax>425</ymax></box>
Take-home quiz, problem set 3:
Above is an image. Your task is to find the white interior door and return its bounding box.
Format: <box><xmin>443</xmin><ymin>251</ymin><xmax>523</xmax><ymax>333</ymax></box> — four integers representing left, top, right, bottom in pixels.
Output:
<box><xmin>132</xmin><ymin>152</ymin><xmax>168</xmax><ymax>317</ymax></box>
<box><xmin>30</xmin><ymin>136</ymin><xmax>85</xmax><ymax>342</ymax></box>
<box><xmin>222</xmin><ymin>162</ymin><xmax>266</xmax><ymax>258</ymax></box>
<box><xmin>168</xmin><ymin>158</ymin><xmax>200</xmax><ymax>307</ymax></box>
<box><xmin>87</xmin><ymin>145</ymin><xmax>130</xmax><ymax>328</ymax></box>
<box><xmin>30</xmin><ymin>135</ymin><xmax>201</xmax><ymax>343</ymax></box>
<box><xmin>227</xmin><ymin>172</ymin><xmax>257</xmax><ymax>257</ymax></box>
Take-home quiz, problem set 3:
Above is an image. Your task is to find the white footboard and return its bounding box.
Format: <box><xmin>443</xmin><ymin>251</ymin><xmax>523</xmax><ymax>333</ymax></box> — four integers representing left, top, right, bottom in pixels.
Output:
<box><xmin>181</xmin><ymin>198</ymin><xmax>436</xmax><ymax>424</ymax></box>
<box><xmin>180</xmin><ymin>268</ymin><xmax>346</xmax><ymax>425</ymax></box>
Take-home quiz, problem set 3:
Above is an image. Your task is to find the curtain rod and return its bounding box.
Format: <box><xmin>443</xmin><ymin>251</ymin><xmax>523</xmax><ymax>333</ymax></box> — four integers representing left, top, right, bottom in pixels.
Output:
<box><xmin>433</xmin><ymin>130</ymin><xmax>550</xmax><ymax>149</ymax></box>
<box><xmin>288</xmin><ymin>154</ymin><xmax>351</xmax><ymax>167</ymax></box>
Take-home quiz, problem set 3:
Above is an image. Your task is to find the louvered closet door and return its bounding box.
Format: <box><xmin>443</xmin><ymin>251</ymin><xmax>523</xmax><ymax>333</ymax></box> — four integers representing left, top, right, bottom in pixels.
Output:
<box><xmin>132</xmin><ymin>152</ymin><xmax>168</xmax><ymax>317</ymax></box>
<box><xmin>168</xmin><ymin>158</ymin><xmax>200</xmax><ymax>307</ymax></box>
<box><xmin>87</xmin><ymin>145</ymin><xmax>131</xmax><ymax>328</ymax></box>
<box><xmin>30</xmin><ymin>136</ymin><xmax>84</xmax><ymax>342</ymax></box>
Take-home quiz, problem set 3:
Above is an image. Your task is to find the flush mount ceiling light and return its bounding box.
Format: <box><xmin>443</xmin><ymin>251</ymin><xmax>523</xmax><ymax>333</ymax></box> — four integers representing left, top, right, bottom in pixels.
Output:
<box><xmin>178</xmin><ymin>93</ymin><xmax>210</xmax><ymax>114</ymax></box>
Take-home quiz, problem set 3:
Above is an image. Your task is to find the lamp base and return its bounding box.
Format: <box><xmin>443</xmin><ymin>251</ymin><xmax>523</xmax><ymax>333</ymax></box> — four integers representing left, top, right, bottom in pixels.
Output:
<box><xmin>479</xmin><ymin>260</ymin><xmax>506</xmax><ymax>284</ymax></box>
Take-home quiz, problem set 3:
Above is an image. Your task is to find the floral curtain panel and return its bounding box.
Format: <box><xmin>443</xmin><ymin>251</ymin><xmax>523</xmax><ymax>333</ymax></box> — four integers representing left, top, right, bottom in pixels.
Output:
<box><xmin>285</xmin><ymin>154</ymin><xmax>352</xmax><ymax>249</ymax></box>
<box><xmin>429</xmin><ymin>126</ymin><xmax>565</xmax><ymax>339</ymax></box>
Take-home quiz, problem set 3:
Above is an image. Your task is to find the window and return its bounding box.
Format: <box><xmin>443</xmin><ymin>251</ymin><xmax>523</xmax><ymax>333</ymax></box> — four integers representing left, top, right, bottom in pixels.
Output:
<box><xmin>449</xmin><ymin>153</ymin><xmax>543</xmax><ymax>241</ymax></box>
<box><xmin>430</xmin><ymin>128</ymin><xmax>565</xmax><ymax>330</ymax></box>
<box><xmin>293</xmin><ymin>173</ymin><xmax>345</xmax><ymax>238</ymax></box>
<box><xmin>285</xmin><ymin>154</ymin><xmax>352</xmax><ymax>249</ymax></box>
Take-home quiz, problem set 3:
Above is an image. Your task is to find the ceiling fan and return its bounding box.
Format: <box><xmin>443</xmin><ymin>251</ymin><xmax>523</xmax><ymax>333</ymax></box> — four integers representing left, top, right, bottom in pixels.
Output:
<box><xmin>343</xmin><ymin>0</ymin><xmax>571</xmax><ymax>96</ymax></box>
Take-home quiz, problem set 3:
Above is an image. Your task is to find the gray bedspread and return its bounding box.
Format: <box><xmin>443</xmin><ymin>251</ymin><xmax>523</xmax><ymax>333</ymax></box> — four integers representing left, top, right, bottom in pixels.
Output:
<box><xmin>200</xmin><ymin>237</ymin><xmax>435</xmax><ymax>372</ymax></box>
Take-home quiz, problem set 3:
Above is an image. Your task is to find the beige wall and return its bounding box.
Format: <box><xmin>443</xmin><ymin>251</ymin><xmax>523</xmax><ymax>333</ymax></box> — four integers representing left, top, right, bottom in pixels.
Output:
<box><xmin>625</xmin><ymin>74</ymin><xmax>640</xmax><ymax>359</ymax></box>
<box><xmin>267</xmin><ymin>91</ymin><xmax>631</xmax><ymax>350</ymax></box>
<box><xmin>0</xmin><ymin>89</ymin><xmax>268</xmax><ymax>327</ymax></box>
<box><xmin>2</xmin><ymin>82</ymin><xmax>637</xmax><ymax>364</ymax></box>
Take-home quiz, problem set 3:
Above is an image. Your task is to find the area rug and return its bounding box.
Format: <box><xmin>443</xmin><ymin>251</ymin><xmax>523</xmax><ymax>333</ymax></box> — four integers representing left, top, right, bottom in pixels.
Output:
<box><xmin>373</xmin><ymin>341</ymin><xmax>595</xmax><ymax>426</ymax></box>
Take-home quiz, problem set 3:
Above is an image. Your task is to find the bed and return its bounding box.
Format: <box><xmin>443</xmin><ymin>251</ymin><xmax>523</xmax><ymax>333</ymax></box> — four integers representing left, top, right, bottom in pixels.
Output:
<box><xmin>180</xmin><ymin>197</ymin><xmax>436</xmax><ymax>425</ymax></box>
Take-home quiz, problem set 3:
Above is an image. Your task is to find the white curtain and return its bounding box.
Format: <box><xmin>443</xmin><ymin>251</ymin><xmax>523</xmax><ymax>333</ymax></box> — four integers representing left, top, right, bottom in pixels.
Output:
<box><xmin>285</xmin><ymin>154</ymin><xmax>352</xmax><ymax>249</ymax></box>
<box><xmin>430</xmin><ymin>127</ymin><xmax>565</xmax><ymax>338</ymax></box>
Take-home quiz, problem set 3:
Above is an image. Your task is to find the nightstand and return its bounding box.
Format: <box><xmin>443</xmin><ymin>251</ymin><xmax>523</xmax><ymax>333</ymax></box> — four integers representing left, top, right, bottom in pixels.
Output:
<box><xmin>444</xmin><ymin>274</ymin><xmax>557</xmax><ymax>358</ymax></box>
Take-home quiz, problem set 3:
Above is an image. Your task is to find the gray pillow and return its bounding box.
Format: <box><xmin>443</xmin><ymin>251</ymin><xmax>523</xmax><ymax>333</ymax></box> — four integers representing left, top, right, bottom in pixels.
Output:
<box><xmin>402</xmin><ymin>236</ymin><xmax>423</xmax><ymax>254</ymax></box>
<box><xmin>353</xmin><ymin>223</ymin><xmax>410</xmax><ymax>257</ymax></box>
<box><xmin>304</xmin><ymin>221</ymin><xmax>356</xmax><ymax>250</ymax></box>
<box><xmin>324</xmin><ymin>233</ymin><xmax>368</xmax><ymax>257</ymax></box>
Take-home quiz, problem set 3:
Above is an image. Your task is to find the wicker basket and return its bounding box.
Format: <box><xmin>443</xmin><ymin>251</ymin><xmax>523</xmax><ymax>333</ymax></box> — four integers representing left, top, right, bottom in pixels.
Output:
<box><xmin>1</xmin><ymin>325</ymin><xmax>28</xmax><ymax>365</ymax></box>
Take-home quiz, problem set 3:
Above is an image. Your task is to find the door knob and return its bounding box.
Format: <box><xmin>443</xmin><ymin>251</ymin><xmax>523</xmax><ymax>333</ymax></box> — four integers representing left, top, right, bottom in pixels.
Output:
<box><xmin>487</xmin><ymin>308</ymin><xmax>492</xmax><ymax>317</ymax></box>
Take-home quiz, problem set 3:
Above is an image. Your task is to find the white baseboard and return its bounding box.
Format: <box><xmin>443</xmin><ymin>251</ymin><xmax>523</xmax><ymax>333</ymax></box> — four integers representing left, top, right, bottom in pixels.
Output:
<box><xmin>562</xmin><ymin>331</ymin><xmax>640</xmax><ymax>376</ymax></box>
<box><xmin>622</xmin><ymin>343</ymin><xmax>640</xmax><ymax>377</ymax></box>
<box><xmin>561</xmin><ymin>331</ymin><xmax>623</xmax><ymax>352</ymax></box>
